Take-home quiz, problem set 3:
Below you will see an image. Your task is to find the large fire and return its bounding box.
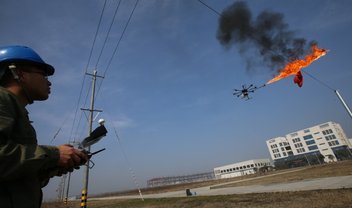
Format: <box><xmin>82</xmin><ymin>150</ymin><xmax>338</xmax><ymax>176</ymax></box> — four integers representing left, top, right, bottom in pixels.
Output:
<box><xmin>267</xmin><ymin>44</ymin><xmax>328</xmax><ymax>87</ymax></box>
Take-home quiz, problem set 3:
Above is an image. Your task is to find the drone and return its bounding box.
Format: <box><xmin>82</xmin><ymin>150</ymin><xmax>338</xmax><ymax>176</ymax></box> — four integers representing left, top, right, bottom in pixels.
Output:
<box><xmin>233</xmin><ymin>84</ymin><xmax>265</xmax><ymax>100</ymax></box>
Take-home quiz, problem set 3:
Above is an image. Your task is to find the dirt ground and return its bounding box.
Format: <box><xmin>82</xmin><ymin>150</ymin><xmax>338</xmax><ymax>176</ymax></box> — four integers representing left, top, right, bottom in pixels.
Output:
<box><xmin>43</xmin><ymin>189</ymin><xmax>352</xmax><ymax>208</ymax></box>
<box><xmin>43</xmin><ymin>160</ymin><xmax>352</xmax><ymax>208</ymax></box>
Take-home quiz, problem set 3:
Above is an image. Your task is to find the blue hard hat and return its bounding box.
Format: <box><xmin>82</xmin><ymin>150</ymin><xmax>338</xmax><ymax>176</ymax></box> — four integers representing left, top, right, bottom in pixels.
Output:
<box><xmin>0</xmin><ymin>45</ymin><xmax>55</xmax><ymax>76</ymax></box>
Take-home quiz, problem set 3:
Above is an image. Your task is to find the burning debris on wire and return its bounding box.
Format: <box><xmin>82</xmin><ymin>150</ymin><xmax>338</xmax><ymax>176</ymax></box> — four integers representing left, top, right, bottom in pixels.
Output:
<box><xmin>218</xmin><ymin>1</ymin><xmax>328</xmax><ymax>100</ymax></box>
<box><xmin>233</xmin><ymin>45</ymin><xmax>328</xmax><ymax>100</ymax></box>
<box><xmin>266</xmin><ymin>44</ymin><xmax>328</xmax><ymax>87</ymax></box>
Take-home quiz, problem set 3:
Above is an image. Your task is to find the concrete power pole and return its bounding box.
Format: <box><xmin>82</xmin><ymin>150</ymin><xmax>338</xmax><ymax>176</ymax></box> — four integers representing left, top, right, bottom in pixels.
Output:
<box><xmin>80</xmin><ymin>70</ymin><xmax>103</xmax><ymax>208</ymax></box>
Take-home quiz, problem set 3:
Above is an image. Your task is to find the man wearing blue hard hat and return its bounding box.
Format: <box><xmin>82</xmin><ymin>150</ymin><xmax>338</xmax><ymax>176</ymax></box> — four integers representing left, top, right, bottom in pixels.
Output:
<box><xmin>0</xmin><ymin>45</ymin><xmax>88</xmax><ymax>208</ymax></box>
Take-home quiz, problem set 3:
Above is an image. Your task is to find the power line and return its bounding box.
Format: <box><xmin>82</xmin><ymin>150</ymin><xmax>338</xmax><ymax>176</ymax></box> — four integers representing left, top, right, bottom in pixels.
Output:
<box><xmin>52</xmin><ymin>1</ymin><xmax>108</xmax><ymax>144</ymax></box>
<box><xmin>85</xmin><ymin>0</ymin><xmax>108</xmax><ymax>73</ymax></box>
<box><xmin>197</xmin><ymin>0</ymin><xmax>221</xmax><ymax>16</ymax></box>
<box><xmin>302</xmin><ymin>70</ymin><xmax>335</xmax><ymax>91</ymax></box>
<box><xmin>69</xmin><ymin>0</ymin><xmax>108</xmax><ymax>142</ymax></box>
<box><xmin>95</xmin><ymin>0</ymin><xmax>123</xmax><ymax>68</ymax></box>
<box><xmin>103</xmin><ymin>0</ymin><xmax>140</xmax><ymax>77</ymax></box>
<box><xmin>95</xmin><ymin>0</ymin><xmax>140</xmax><ymax>99</ymax></box>
<box><xmin>109</xmin><ymin>118</ymin><xmax>144</xmax><ymax>201</ymax></box>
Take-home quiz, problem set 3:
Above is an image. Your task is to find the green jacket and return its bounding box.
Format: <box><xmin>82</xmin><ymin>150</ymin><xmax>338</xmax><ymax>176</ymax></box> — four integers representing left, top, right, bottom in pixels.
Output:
<box><xmin>0</xmin><ymin>87</ymin><xmax>60</xmax><ymax>208</ymax></box>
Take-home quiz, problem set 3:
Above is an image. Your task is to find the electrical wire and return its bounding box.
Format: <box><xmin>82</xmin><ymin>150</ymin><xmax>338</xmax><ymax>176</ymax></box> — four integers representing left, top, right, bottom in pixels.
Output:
<box><xmin>92</xmin><ymin>1</ymin><xmax>142</xmax><ymax>199</ymax></box>
<box><xmin>302</xmin><ymin>70</ymin><xmax>335</xmax><ymax>91</ymax></box>
<box><xmin>51</xmin><ymin>1</ymin><xmax>108</xmax><ymax>144</ymax></box>
<box><xmin>69</xmin><ymin>0</ymin><xmax>108</xmax><ymax>142</ymax></box>
<box><xmin>103</xmin><ymin>0</ymin><xmax>140</xmax><ymax>77</ymax></box>
<box><xmin>95</xmin><ymin>0</ymin><xmax>140</xmax><ymax>100</ymax></box>
<box><xmin>95</xmin><ymin>0</ymin><xmax>123</xmax><ymax>69</ymax></box>
<box><xmin>85</xmin><ymin>0</ymin><xmax>108</xmax><ymax>73</ymax></box>
<box><xmin>111</xmin><ymin>120</ymin><xmax>144</xmax><ymax>201</ymax></box>
<box><xmin>197</xmin><ymin>0</ymin><xmax>221</xmax><ymax>16</ymax></box>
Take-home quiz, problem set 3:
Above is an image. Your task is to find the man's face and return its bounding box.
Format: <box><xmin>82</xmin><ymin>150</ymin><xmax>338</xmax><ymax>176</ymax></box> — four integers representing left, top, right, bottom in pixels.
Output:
<box><xmin>20</xmin><ymin>66</ymin><xmax>52</xmax><ymax>101</ymax></box>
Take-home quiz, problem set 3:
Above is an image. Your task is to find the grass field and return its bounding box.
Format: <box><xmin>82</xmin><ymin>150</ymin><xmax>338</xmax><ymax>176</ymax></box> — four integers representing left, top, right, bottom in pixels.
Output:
<box><xmin>43</xmin><ymin>160</ymin><xmax>352</xmax><ymax>208</ymax></box>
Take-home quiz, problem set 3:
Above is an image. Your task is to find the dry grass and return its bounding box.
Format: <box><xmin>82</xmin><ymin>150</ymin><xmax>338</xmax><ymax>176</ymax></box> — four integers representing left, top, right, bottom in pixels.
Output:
<box><xmin>43</xmin><ymin>160</ymin><xmax>352</xmax><ymax>208</ymax></box>
<box><xmin>43</xmin><ymin>189</ymin><xmax>352</xmax><ymax>208</ymax></box>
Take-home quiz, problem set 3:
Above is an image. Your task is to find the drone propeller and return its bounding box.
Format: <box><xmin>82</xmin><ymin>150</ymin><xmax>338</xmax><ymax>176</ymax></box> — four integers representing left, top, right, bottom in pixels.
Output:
<box><xmin>233</xmin><ymin>83</ymin><xmax>266</xmax><ymax>100</ymax></box>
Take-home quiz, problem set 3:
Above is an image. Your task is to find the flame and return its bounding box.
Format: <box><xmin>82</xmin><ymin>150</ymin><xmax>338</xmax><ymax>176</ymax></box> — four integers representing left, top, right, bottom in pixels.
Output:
<box><xmin>267</xmin><ymin>44</ymin><xmax>328</xmax><ymax>85</ymax></box>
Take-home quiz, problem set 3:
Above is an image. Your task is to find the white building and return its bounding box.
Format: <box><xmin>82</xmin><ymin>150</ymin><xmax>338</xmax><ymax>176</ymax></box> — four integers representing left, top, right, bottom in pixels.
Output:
<box><xmin>214</xmin><ymin>159</ymin><xmax>271</xmax><ymax>179</ymax></box>
<box><xmin>266</xmin><ymin>121</ymin><xmax>352</xmax><ymax>166</ymax></box>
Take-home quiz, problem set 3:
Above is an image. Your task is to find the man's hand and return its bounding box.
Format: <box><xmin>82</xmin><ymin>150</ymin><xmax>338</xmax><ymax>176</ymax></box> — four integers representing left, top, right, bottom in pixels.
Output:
<box><xmin>57</xmin><ymin>144</ymin><xmax>88</xmax><ymax>169</ymax></box>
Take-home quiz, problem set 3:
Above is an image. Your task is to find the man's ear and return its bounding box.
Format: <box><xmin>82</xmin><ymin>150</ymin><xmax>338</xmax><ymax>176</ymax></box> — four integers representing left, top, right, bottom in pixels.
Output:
<box><xmin>9</xmin><ymin>65</ymin><xmax>20</xmax><ymax>80</ymax></box>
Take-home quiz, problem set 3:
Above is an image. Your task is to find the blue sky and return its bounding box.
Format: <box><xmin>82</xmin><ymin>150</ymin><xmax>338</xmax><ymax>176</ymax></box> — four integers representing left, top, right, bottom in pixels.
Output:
<box><xmin>1</xmin><ymin>0</ymin><xmax>352</xmax><ymax>200</ymax></box>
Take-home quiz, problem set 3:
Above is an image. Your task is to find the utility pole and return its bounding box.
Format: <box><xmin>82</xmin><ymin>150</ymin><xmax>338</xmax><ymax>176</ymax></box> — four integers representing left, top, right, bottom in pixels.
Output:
<box><xmin>64</xmin><ymin>173</ymin><xmax>71</xmax><ymax>204</ymax></box>
<box><xmin>80</xmin><ymin>70</ymin><xmax>104</xmax><ymax>208</ymax></box>
<box><xmin>335</xmin><ymin>90</ymin><xmax>352</xmax><ymax>120</ymax></box>
<box><xmin>57</xmin><ymin>175</ymin><xmax>66</xmax><ymax>202</ymax></box>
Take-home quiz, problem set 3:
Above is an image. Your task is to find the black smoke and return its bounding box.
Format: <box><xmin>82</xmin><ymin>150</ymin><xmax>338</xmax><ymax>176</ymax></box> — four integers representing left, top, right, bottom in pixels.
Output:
<box><xmin>217</xmin><ymin>1</ymin><xmax>315</xmax><ymax>72</ymax></box>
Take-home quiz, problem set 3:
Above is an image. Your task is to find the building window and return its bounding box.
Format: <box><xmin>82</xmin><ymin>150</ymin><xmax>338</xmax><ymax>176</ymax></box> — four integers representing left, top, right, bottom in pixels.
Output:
<box><xmin>297</xmin><ymin>148</ymin><xmax>306</xmax><ymax>153</ymax></box>
<box><xmin>304</xmin><ymin>129</ymin><xmax>310</xmax><ymax>133</ymax></box>
<box><xmin>303</xmin><ymin>135</ymin><xmax>313</xmax><ymax>140</ymax></box>
<box><xmin>274</xmin><ymin>153</ymin><xmax>281</xmax><ymax>158</ymax></box>
<box><xmin>325</xmin><ymin>135</ymin><xmax>336</xmax><ymax>141</ymax></box>
<box><xmin>308</xmin><ymin>145</ymin><xmax>318</xmax><ymax>151</ymax></box>
<box><xmin>294</xmin><ymin>143</ymin><xmax>303</xmax><ymax>148</ymax></box>
<box><xmin>306</xmin><ymin>140</ymin><xmax>316</xmax><ymax>145</ymax></box>
<box><xmin>293</xmin><ymin>138</ymin><xmax>301</xmax><ymax>143</ymax></box>
<box><xmin>328</xmin><ymin>140</ymin><xmax>340</xmax><ymax>146</ymax></box>
<box><xmin>322</xmin><ymin>129</ymin><xmax>333</xmax><ymax>135</ymax></box>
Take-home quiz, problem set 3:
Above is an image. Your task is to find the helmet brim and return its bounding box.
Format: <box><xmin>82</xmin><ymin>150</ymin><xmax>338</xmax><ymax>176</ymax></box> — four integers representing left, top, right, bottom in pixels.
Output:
<box><xmin>40</xmin><ymin>62</ymin><xmax>55</xmax><ymax>76</ymax></box>
<box><xmin>2</xmin><ymin>60</ymin><xmax>55</xmax><ymax>76</ymax></box>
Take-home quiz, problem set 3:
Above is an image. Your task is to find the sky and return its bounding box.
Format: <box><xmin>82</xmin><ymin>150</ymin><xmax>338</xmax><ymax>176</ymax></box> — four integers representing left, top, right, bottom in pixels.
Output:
<box><xmin>1</xmin><ymin>0</ymin><xmax>352</xmax><ymax>201</ymax></box>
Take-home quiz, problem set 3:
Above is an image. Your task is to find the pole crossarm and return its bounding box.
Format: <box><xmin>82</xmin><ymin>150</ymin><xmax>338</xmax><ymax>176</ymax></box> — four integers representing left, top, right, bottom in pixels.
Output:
<box><xmin>85</xmin><ymin>72</ymin><xmax>105</xmax><ymax>79</ymax></box>
<box><xmin>80</xmin><ymin>108</ymin><xmax>103</xmax><ymax>113</ymax></box>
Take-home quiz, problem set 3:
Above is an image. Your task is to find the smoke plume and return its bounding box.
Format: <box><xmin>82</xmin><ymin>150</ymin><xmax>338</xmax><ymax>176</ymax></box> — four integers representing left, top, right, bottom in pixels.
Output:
<box><xmin>217</xmin><ymin>1</ymin><xmax>315</xmax><ymax>72</ymax></box>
